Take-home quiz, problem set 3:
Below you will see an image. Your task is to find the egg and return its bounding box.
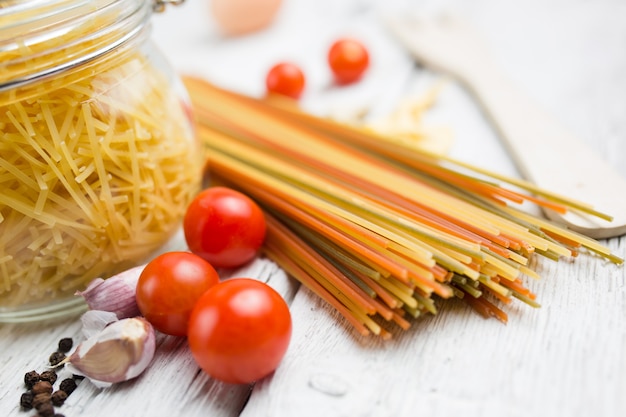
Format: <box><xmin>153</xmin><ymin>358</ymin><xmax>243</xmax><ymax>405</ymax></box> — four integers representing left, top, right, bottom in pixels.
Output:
<box><xmin>210</xmin><ymin>0</ymin><xmax>283</xmax><ymax>36</ymax></box>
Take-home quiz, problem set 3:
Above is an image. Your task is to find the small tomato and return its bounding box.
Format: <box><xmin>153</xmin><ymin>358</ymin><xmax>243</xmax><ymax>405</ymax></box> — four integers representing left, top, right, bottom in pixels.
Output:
<box><xmin>184</xmin><ymin>187</ymin><xmax>266</xmax><ymax>269</ymax></box>
<box><xmin>188</xmin><ymin>278</ymin><xmax>292</xmax><ymax>384</ymax></box>
<box><xmin>136</xmin><ymin>252</ymin><xmax>219</xmax><ymax>336</ymax></box>
<box><xmin>328</xmin><ymin>38</ymin><xmax>370</xmax><ymax>85</ymax></box>
<box><xmin>265</xmin><ymin>62</ymin><xmax>306</xmax><ymax>99</ymax></box>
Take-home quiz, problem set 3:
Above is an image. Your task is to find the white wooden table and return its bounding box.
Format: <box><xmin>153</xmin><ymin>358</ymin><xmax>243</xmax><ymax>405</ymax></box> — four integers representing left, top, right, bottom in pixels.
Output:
<box><xmin>2</xmin><ymin>0</ymin><xmax>625</xmax><ymax>416</ymax></box>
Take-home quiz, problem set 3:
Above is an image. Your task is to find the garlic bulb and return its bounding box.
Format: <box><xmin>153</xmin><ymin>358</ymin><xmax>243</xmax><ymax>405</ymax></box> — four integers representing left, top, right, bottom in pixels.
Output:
<box><xmin>65</xmin><ymin>316</ymin><xmax>156</xmax><ymax>388</ymax></box>
<box><xmin>76</xmin><ymin>265</ymin><xmax>144</xmax><ymax>319</ymax></box>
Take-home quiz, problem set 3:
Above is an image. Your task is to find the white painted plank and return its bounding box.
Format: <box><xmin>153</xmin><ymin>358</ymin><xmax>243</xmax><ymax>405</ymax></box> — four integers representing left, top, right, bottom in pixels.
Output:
<box><xmin>0</xmin><ymin>256</ymin><xmax>294</xmax><ymax>417</ymax></box>
<box><xmin>1</xmin><ymin>1</ymin><xmax>624</xmax><ymax>417</ymax></box>
<box><xmin>243</xmin><ymin>238</ymin><xmax>626</xmax><ymax>417</ymax></box>
<box><xmin>240</xmin><ymin>0</ymin><xmax>626</xmax><ymax>416</ymax></box>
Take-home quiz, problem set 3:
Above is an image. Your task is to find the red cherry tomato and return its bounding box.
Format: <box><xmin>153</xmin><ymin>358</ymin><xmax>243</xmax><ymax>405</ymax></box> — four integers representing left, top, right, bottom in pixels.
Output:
<box><xmin>184</xmin><ymin>187</ymin><xmax>266</xmax><ymax>269</ymax></box>
<box><xmin>265</xmin><ymin>62</ymin><xmax>306</xmax><ymax>99</ymax></box>
<box><xmin>188</xmin><ymin>278</ymin><xmax>292</xmax><ymax>384</ymax></box>
<box><xmin>328</xmin><ymin>38</ymin><xmax>370</xmax><ymax>85</ymax></box>
<box><xmin>136</xmin><ymin>252</ymin><xmax>219</xmax><ymax>336</ymax></box>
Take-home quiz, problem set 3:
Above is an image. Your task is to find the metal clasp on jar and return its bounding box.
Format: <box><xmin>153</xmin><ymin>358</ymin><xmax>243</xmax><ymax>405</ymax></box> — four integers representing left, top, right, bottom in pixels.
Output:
<box><xmin>153</xmin><ymin>0</ymin><xmax>185</xmax><ymax>13</ymax></box>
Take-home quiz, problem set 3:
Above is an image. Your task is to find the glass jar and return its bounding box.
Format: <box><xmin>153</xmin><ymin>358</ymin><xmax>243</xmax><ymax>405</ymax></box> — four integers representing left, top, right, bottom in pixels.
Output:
<box><xmin>0</xmin><ymin>0</ymin><xmax>201</xmax><ymax>321</ymax></box>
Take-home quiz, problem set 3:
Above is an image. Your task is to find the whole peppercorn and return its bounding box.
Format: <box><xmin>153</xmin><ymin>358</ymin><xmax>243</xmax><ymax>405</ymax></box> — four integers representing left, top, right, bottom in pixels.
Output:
<box><xmin>57</xmin><ymin>337</ymin><xmax>73</xmax><ymax>353</ymax></box>
<box><xmin>24</xmin><ymin>370</ymin><xmax>40</xmax><ymax>389</ymax></box>
<box><xmin>32</xmin><ymin>392</ymin><xmax>52</xmax><ymax>409</ymax></box>
<box><xmin>59</xmin><ymin>378</ymin><xmax>77</xmax><ymax>396</ymax></box>
<box><xmin>49</xmin><ymin>351</ymin><xmax>66</xmax><ymax>368</ymax></box>
<box><xmin>53</xmin><ymin>414</ymin><xmax>66</xmax><ymax>417</ymax></box>
<box><xmin>51</xmin><ymin>390</ymin><xmax>68</xmax><ymax>406</ymax></box>
<box><xmin>19</xmin><ymin>391</ymin><xmax>34</xmax><ymax>409</ymax></box>
<box><xmin>32</xmin><ymin>380</ymin><xmax>53</xmax><ymax>395</ymax></box>
<box><xmin>37</xmin><ymin>402</ymin><xmax>55</xmax><ymax>417</ymax></box>
<box><xmin>39</xmin><ymin>370</ymin><xmax>58</xmax><ymax>385</ymax></box>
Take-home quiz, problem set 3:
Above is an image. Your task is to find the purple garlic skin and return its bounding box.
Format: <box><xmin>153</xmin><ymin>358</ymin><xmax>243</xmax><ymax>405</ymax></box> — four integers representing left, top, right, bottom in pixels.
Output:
<box><xmin>76</xmin><ymin>265</ymin><xmax>145</xmax><ymax>319</ymax></box>
<box><xmin>66</xmin><ymin>317</ymin><xmax>156</xmax><ymax>388</ymax></box>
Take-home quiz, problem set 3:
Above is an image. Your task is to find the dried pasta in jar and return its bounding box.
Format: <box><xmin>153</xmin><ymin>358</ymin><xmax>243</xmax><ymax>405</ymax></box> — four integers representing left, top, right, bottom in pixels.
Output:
<box><xmin>0</xmin><ymin>0</ymin><xmax>201</xmax><ymax>318</ymax></box>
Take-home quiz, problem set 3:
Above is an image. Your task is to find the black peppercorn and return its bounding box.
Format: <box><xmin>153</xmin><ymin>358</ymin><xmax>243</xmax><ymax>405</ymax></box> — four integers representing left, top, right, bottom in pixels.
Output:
<box><xmin>32</xmin><ymin>392</ymin><xmax>52</xmax><ymax>409</ymax></box>
<box><xmin>49</xmin><ymin>351</ymin><xmax>66</xmax><ymax>368</ymax></box>
<box><xmin>37</xmin><ymin>402</ymin><xmax>55</xmax><ymax>417</ymax></box>
<box><xmin>24</xmin><ymin>370</ymin><xmax>40</xmax><ymax>389</ymax></box>
<box><xmin>57</xmin><ymin>337</ymin><xmax>73</xmax><ymax>353</ymax></box>
<box><xmin>32</xmin><ymin>380</ymin><xmax>53</xmax><ymax>395</ymax></box>
<box><xmin>59</xmin><ymin>378</ymin><xmax>77</xmax><ymax>395</ymax></box>
<box><xmin>53</xmin><ymin>414</ymin><xmax>66</xmax><ymax>417</ymax></box>
<box><xmin>19</xmin><ymin>391</ymin><xmax>34</xmax><ymax>409</ymax></box>
<box><xmin>39</xmin><ymin>370</ymin><xmax>58</xmax><ymax>385</ymax></box>
<box><xmin>51</xmin><ymin>390</ymin><xmax>68</xmax><ymax>407</ymax></box>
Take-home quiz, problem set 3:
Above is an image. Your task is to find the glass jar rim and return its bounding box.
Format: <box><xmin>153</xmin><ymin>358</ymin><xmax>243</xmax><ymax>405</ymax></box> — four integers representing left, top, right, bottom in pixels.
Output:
<box><xmin>0</xmin><ymin>0</ymin><xmax>152</xmax><ymax>91</ymax></box>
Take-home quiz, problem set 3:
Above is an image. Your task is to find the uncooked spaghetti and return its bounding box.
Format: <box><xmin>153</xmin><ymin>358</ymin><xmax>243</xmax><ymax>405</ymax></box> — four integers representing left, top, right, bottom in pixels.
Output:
<box><xmin>183</xmin><ymin>76</ymin><xmax>622</xmax><ymax>338</ymax></box>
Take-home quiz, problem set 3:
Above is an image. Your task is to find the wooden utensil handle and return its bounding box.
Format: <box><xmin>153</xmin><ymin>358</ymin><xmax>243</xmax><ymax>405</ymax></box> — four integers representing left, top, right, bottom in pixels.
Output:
<box><xmin>464</xmin><ymin>66</ymin><xmax>626</xmax><ymax>238</ymax></box>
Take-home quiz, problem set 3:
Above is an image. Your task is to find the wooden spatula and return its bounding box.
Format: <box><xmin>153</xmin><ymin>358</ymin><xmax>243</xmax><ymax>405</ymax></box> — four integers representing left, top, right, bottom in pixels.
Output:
<box><xmin>386</xmin><ymin>14</ymin><xmax>626</xmax><ymax>239</ymax></box>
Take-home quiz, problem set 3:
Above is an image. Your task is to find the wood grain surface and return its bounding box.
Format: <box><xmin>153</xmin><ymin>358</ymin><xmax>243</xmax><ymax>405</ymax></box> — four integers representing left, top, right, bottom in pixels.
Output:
<box><xmin>1</xmin><ymin>1</ymin><xmax>625</xmax><ymax>416</ymax></box>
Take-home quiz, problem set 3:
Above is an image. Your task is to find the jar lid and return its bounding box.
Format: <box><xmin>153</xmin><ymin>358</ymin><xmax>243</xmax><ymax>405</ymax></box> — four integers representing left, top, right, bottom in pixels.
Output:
<box><xmin>0</xmin><ymin>0</ymin><xmax>181</xmax><ymax>91</ymax></box>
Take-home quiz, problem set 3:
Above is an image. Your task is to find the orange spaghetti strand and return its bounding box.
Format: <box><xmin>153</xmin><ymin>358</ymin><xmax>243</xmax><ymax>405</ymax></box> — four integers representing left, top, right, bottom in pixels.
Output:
<box><xmin>353</xmin><ymin>270</ymin><xmax>401</xmax><ymax>310</ymax></box>
<box><xmin>480</xmin><ymin>284</ymin><xmax>513</xmax><ymax>305</ymax></box>
<box><xmin>498</xmin><ymin>276</ymin><xmax>536</xmax><ymax>300</ymax></box>
<box><xmin>263</xmin><ymin>245</ymin><xmax>370</xmax><ymax>337</ymax></box>
<box><xmin>265</xmin><ymin>214</ymin><xmax>378</xmax><ymax>316</ymax></box>
<box><xmin>462</xmin><ymin>290</ymin><xmax>509</xmax><ymax>323</ymax></box>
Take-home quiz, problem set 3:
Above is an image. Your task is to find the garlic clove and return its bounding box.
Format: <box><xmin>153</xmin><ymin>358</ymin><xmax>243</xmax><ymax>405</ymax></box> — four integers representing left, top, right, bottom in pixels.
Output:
<box><xmin>80</xmin><ymin>310</ymin><xmax>119</xmax><ymax>338</ymax></box>
<box><xmin>76</xmin><ymin>264</ymin><xmax>145</xmax><ymax>319</ymax></box>
<box><xmin>65</xmin><ymin>317</ymin><xmax>156</xmax><ymax>388</ymax></box>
